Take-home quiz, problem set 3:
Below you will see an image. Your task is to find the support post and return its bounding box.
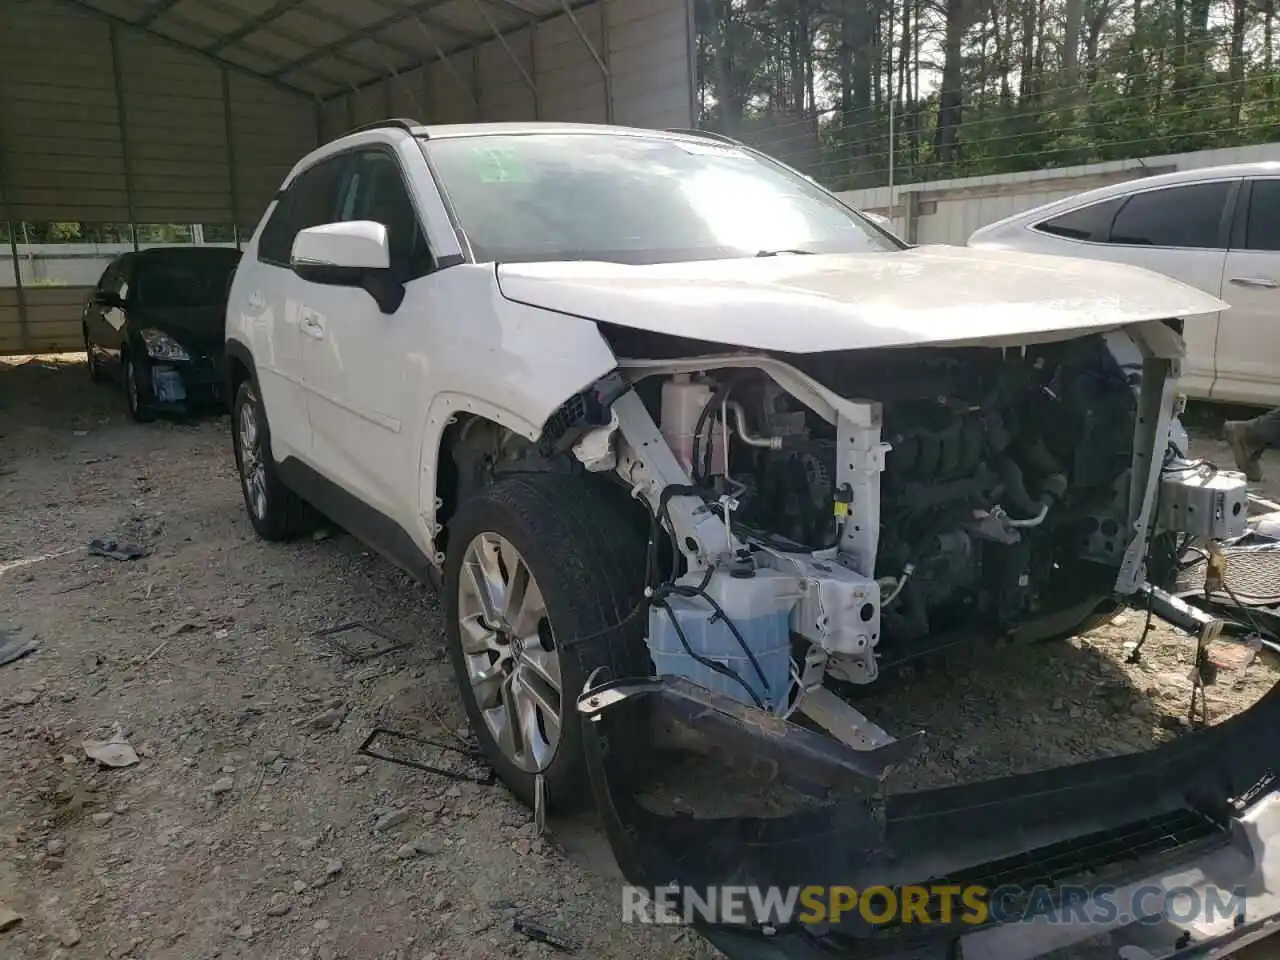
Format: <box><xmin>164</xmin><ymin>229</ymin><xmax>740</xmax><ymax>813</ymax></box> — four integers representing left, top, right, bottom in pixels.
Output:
<box><xmin>529</xmin><ymin>25</ymin><xmax>539</xmax><ymax>120</ymax></box>
<box><xmin>558</xmin><ymin>0</ymin><xmax>611</xmax><ymax>122</ymax></box>
<box><xmin>600</xmin><ymin>0</ymin><xmax>614</xmax><ymax>123</ymax></box>
<box><xmin>0</xmin><ymin>52</ymin><xmax>30</xmax><ymax>352</ymax></box>
<box><xmin>416</xmin><ymin>19</ymin><xmax>478</xmax><ymax>111</ymax></box>
<box><xmin>468</xmin><ymin>0</ymin><xmax>539</xmax><ymax>114</ymax></box>
<box><xmin>684</xmin><ymin>0</ymin><xmax>697</xmax><ymax>126</ymax></box>
<box><xmin>109</xmin><ymin>23</ymin><xmax>139</xmax><ymax>251</ymax></box>
<box><xmin>221</xmin><ymin>67</ymin><xmax>242</xmax><ymax>251</ymax></box>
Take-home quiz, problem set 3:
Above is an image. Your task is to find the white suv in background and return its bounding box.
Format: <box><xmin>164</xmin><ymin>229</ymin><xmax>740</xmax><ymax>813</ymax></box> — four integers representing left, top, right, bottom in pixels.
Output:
<box><xmin>969</xmin><ymin>163</ymin><xmax>1280</xmax><ymax>406</ymax></box>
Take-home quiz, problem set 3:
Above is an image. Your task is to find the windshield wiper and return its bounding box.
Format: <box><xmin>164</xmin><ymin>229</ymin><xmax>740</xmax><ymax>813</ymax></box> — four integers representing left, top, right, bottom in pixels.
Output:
<box><xmin>755</xmin><ymin>248</ymin><xmax>816</xmax><ymax>257</ymax></box>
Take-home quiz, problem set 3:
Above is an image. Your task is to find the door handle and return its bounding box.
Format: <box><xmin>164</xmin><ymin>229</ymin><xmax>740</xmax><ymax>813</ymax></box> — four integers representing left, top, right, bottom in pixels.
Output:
<box><xmin>246</xmin><ymin>291</ymin><xmax>266</xmax><ymax>311</ymax></box>
<box><xmin>301</xmin><ymin>315</ymin><xmax>325</xmax><ymax>340</ymax></box>
<box><xmin>1229</xmin><ymin>277</ymin><xmax>1279</xmax><ymax>289</ymax></box>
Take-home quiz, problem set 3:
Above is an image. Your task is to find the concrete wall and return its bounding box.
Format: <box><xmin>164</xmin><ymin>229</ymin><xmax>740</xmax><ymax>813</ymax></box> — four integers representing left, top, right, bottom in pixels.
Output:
<box><xmin>836</xmin><ymin>141</ymin><xmax>1280</xmax><ymax>246</ymax></box>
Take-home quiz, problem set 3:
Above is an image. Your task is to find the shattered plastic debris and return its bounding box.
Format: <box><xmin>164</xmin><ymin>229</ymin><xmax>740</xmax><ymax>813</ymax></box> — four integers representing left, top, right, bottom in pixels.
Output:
<box><xmin>512</xmin><ymin>917</ymin><xmax>579</xmax><ymax>953</ymax></box>
<box><xmin>88</xmin><ymin>538</ymin><xmax>149</xmax><ymax>562</ymax></box>
<box><xmin>0</xmin><ymin>626</ymin><xmax>38</xmax><ymax>667</ymax></box>
<box><xmin>82</xmin><ymin>732</ymin><xmax>140</xmax><ymax>768</ymax></box>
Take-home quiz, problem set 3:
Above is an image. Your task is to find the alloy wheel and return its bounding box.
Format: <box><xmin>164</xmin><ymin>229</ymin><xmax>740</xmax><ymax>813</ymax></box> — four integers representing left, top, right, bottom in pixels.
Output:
<box><xmin>457</xmin><ymin>532</ymin><xmax>562</xmax><ymax>773</ymax></box>
<box><xmin>237</xmin><ymin>397</ymin><xmax>268</xmax><ymax>521</ymax></box>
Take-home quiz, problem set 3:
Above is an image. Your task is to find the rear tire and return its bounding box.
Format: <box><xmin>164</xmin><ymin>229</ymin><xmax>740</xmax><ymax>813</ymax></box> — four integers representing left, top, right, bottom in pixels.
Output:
<box><xmin>231</xmin><ymin>379</ymin><xmax>316</xmax><ymax>542</ymax></box>
<box><xmin>443</xmin><ymin>473</ymin><xmax>650</xmax><ymax>813</ymax></box>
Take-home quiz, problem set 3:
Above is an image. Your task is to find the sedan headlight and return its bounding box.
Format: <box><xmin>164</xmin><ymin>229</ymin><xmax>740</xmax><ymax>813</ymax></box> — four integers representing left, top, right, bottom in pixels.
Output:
<box><xmin>140</xmin><ymin>328</ymin><xmax>189</xmax><ymax>362</ymax></box>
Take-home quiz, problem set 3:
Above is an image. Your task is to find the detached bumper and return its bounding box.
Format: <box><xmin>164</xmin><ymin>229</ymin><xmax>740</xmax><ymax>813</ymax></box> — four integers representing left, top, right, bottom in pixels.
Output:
<box><xmin>578</xmin><ymin>675</ymin><xmax>1280</xmax><ymax>960</ymax></box>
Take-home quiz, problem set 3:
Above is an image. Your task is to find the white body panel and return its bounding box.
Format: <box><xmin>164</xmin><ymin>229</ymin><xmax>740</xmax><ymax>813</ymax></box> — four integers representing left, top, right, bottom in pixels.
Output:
<box><xmin>970</xmin><ymin>228</ymin><xmax>1224</xmax><ymax>397</ymax></box>
<box><xmin>1217</xmin><ymin>248</ymin><xmax>1280</xmax><ymax>404</ymax></box>
<box><xmin>497</xmin><ymin>246</ymin><xmax>1223</xmax><ymax>353</ymax></box>
<box><xmin>228</xmin><ymin>122</ymin><xmax>1225</xmax><ymax>571</ymax></box>
<box><xmin>969</xmin><ymin>163</ymin><xmax>1280</xmax><ymax>404</ymax></box>
<box><xmin>299</xmin><ymin>266</ymin><xmax>618</xmax><ymax>535</ymax></box>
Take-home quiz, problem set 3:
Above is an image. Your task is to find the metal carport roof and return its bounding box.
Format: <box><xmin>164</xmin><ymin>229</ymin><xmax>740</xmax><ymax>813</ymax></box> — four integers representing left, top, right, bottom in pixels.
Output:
<box><xmin>0</xmin><ymin>0</ymin><xmax>696</xmax><ymax>352</ymax></box>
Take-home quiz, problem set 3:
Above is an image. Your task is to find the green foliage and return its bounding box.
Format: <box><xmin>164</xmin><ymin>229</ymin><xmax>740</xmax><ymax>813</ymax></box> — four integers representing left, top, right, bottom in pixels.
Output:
<box><xmin>697</xmin><ymin>0</ymin><xmax>1280</xmax><ymax>189</ymax></box>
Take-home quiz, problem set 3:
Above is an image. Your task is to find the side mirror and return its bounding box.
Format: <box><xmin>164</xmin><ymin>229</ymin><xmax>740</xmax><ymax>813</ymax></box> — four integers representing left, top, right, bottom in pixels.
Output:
<box><xmin>291</xmin><ymin>221</ymin><xmax>403</xmax><ymax>313</ymax></box>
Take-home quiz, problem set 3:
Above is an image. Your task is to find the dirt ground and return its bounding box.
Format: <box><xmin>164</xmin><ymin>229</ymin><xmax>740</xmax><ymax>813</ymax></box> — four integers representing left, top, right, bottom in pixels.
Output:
<box><xmin>2</xmin><ymin>353</ymin><xmax>1280</xmax><ymax>960</ymax></box>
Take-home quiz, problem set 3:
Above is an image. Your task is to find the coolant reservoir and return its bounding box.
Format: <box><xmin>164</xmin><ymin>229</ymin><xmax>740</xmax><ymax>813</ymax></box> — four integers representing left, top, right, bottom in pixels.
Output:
<box><xmin>660</xmin><ymin>374</ymin><xmax>727</xmax><ymax>478</ymax></box>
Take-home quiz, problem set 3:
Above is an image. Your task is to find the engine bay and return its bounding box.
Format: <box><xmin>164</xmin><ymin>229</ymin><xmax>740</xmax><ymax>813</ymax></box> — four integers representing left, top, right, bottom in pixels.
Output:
<box><xmin>625</xmin><ymin>334</ymin><xmax>1144</xmax><ymax>674</ymax></box>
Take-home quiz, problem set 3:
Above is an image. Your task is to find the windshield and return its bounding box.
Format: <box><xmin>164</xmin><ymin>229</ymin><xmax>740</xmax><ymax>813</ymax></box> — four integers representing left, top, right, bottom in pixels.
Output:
<box><xmin>421</xmin><ymin>133</ymin><xmax>900</xmax><ymax>264</ymax></box>
<box><xmin>134</xmin><ymin>249</ymin><xmax>241</xmax><ymax>308</ymax></box>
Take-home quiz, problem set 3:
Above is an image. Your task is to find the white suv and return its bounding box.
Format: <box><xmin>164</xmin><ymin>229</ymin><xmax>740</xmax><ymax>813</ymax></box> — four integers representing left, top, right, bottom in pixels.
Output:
<box><xmin>969</xmin><ymin>163</ymin><xmax>1280</xmax><ymax>406</ymax></box>
<box><xmin>224</xmin><ymin>120</ymin><xmax>1240</xmax><ymax>820</ymax></box>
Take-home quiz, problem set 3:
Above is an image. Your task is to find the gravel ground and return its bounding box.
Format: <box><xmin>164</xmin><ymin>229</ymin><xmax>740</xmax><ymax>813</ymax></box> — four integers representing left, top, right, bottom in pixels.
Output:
<box><xmin>2</xmin><ymin>353</ymin><xmax>1280</xmax><ymax>960</ymax></box>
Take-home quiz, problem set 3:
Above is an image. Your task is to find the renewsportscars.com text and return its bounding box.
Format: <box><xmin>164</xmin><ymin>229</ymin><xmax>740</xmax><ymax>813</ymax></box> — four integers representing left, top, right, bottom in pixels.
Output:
<box><xmin>621</xmin><ymin>883</ymin><xmax>1247</xmax><ymax>928</ymax></box>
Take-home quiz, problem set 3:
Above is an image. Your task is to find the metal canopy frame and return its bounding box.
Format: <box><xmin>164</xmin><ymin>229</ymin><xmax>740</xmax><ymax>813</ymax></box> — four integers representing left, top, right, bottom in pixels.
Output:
<box><xmin>58</xmin><ymin>0</ymin><xmax>614</xmax><ymax>109</ymax></box>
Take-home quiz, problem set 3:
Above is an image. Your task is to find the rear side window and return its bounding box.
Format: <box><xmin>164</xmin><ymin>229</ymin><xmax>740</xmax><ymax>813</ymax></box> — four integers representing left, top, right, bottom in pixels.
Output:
<box><xmin>1033</xmin><ymin>197</ymin><xmax>1124</xmax><ymax>242</ymax></box>
<box><xmin>1244</xmin><ymin>180</ymin><xmax>1280</xmax><ymax>252</ymax></box>
<box><xmin>96</xmin><ymin>260</ymin><xmax>122</xmax><ymax>295</ymax></box>
<box><xmin>257</xmin><ymin>156</ymin><xmax>347</xmax><ymax>265</ymax></box>
<box><xmin>1107</xmin><ymin>182</ymin><xmax>1231</xmax><ymax>248</ymax></box>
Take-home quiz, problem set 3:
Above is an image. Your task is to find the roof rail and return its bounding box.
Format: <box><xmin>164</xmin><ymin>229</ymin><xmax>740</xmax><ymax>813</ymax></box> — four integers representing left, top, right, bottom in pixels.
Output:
<box><xmin>345</xmin><ymin>118</ymin><xmax>427</xmax><ymax>137</ymax></box>
<box><xmin>664</xmin><ymin>127</ymin><xmax>742</xmax><ymax>146</ymax></box>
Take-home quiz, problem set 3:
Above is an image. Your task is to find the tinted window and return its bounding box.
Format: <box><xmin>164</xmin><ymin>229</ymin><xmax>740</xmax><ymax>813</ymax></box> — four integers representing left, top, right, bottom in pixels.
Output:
<box><xmin>422</xmin><ymin>133</ymin><xmax>900</xmax><ymax>265</ymax></box>
<box><xmin>1108</xmin><ymin>182</ymin><xmax>1231</xmax><ymax>248</ymax></box>
<box><xmin>1033</xmin><ymin>197</ymin><xmax>1124</xmax><ymax>241</ymax></box>
<box><xmin>133</xmin><ymin>249</ymin><xmax>242</xmax><ymax>308</ymax></box>
<box><xmin>97</xmin><ymin>259</ymin><xmax>122</xmax><ymax>295</ymax></box>
<box><xmin>337</xmin><ymin>151</ymin><xmax>434</xmax><ymax>280</ymax></box>
<box><xmin>1245</xmin><ymin>180</ymin><xmax>1280</xmax><ymax>252</ymax></box>
<box><xmin>257</xmin><ymin>156</ymin><xmax>347</xmax><ymax>265</ymax></box>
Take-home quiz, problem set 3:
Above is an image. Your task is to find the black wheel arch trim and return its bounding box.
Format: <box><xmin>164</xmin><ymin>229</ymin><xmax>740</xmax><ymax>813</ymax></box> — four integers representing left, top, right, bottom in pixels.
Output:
<box><xmin>224</xmin><ymin>339</ymin><xmax>256</xmax><ymax>406</ymax></box>
<box><xmin>276</xmin><ymin>455</ymin><xmax>441</xmax><ymax>589</ymax></box>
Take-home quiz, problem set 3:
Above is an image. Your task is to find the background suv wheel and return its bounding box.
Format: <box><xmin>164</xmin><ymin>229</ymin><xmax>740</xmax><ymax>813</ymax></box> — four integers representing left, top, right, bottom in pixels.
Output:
<box><xmin>231</xmin><ymin>379</ymin><xmax>316</xmax><ymax>541</ymax></box>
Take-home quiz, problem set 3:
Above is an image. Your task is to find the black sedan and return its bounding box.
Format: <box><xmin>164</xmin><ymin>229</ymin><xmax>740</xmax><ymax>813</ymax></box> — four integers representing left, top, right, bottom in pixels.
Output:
<box><xmin>82</xmin><ymin>246</ymin><xmax>241</xmax><ymax>422</ymax></box>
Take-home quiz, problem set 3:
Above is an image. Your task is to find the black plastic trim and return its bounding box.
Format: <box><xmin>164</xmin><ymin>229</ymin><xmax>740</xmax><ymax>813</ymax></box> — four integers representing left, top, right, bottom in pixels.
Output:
<box><xmin>345</xmin><ymin>118</ymin><xmax>428</xmax><ymax>138</ymax></box>
<box><xmin>222</xmin><ymin>339</ymin><xmax>255</xmax><ymax>408</ymax></box>
<box><xmin>276</xmin><ymin>456</ymin><xmax>440</xmax><ymax>587</ymax></box>
<box><xmin>578</xmin><ymin>656</ymin><xmax>1280</xmax><ymax>959</ymax></box>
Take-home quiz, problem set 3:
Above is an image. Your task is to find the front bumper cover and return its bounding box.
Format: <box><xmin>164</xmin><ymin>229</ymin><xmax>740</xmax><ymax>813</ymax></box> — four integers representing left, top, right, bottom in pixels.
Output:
<box><xmin>145</xmin><ymin>349</ymin><xmax>225</xmax><ymax>411</ymax></box>
<box><xmin>578</xmin><ymin>673</ymin><xmax>1280</xmax><ymax>959</ymax></box>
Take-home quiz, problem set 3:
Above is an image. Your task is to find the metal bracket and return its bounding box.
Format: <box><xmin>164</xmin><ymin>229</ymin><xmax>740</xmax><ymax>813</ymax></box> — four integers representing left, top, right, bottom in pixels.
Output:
<box><xmin>609</xmin><ymin>390</ymin><xmax>734</xmax><ymax>571</ymax></box>
<box><xmin>1118</xmin><ymin>355</ymin><xmax>1177</xmax><ymax>593</ymax></box>
<box><xmin>797</xmin><ymin>686</ymin><xmax>901</xmax><ymax>752</ymax></box>
<box><xmin>835</xmin><ymin>403</ymin><xmax>889</xmax><ymax>578</ymax></box>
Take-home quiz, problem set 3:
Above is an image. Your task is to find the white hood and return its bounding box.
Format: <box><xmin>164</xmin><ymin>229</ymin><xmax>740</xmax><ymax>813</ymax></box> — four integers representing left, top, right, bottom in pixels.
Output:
<box><xmin>495</xmin><ymin>245</ymin><xmax>1226</xmax><ymax>353</ymax></box>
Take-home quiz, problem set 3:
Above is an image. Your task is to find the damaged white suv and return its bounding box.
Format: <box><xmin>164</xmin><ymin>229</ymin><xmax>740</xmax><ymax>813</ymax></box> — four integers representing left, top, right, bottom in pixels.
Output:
<box><xmin>227</xmin><ymin>121</ymin><xmax>1274</xmax><ymax>959</ymax></box>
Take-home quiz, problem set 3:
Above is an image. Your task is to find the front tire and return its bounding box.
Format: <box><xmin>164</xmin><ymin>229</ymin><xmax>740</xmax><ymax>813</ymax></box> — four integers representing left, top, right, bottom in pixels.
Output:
<box><xmin>85</xmin><ymin>331</ymin><xmax>102</xmax><ymax>383</ymax></box>
<box><xmin>123</xmin><ymin>352</ymin><xmax>156</xmax><ymax>423</ymax></box>
<box><xmin>231</xmin><ymin>379</ymin><xmax>316</xmax><ymax>541</ymax></box>
<box><xmin>443</xmin><ymin>474</ymin><xmax>649</xmax><ymax>813</ymax></box>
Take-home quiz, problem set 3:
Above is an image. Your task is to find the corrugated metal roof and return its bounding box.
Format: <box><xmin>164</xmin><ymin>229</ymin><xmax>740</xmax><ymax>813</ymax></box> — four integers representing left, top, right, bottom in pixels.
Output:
<box><xmin>64</xmin><ymin>0</ymin><xmax>589</xmax><ymax>99</ymax></box>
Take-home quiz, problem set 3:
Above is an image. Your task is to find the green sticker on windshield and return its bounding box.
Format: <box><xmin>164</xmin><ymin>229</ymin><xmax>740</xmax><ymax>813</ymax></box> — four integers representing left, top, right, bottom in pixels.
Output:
<box><xmin>473</xmin><ymin>145</ymin><xmax>527</xmax><ymax>183</ymax></box>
